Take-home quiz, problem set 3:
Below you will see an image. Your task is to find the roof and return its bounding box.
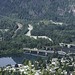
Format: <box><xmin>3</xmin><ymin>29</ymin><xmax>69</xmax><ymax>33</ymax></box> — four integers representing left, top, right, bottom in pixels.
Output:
<box><xmin>52</xmin><ymin>58</ymin><xmax>58</xmax><ymax>61</ymax></box>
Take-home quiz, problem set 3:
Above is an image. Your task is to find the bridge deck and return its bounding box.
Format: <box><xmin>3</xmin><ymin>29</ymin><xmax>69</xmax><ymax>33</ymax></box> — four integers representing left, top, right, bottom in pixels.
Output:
<box><xmin>23</xmin><ymin>48</ymin><xmax>66</xmax><ymax>55</ymax></box>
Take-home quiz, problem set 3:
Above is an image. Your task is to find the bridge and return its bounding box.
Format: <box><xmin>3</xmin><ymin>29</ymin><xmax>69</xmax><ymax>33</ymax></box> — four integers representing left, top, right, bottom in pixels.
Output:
<box><xmin>23</xmin><ymin>48</ymin><xmax>66</xmax><ymax>56</ymax></box>
<box><xmin>59</xmin><ymin>43</ymin><xmax>75</xmax><ymax>48</ymax></box>
<box><xmin>42</xmin><ymin>46</ymin><xmax>75</xmax><ymax>53</ymax></box>
<box><xmin>42</xmin><ymin>46</ymin><xmax>55</xmax><ymax>51</ymax></box>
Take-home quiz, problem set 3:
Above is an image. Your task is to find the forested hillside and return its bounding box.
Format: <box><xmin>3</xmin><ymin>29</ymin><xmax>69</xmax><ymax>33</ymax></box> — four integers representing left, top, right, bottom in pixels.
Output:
<box><xmin>0</xmin><ymin>0</ymin><xmax>75</xmax><ymax>54</ymax></box>
<box><xmin>0</xmin><ymin>0</ymin><xmax>75</xmax><ymax>21</ymax></box>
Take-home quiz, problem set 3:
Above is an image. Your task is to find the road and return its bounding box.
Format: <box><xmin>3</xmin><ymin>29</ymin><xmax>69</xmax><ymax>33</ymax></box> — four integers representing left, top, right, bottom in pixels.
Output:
<box><xmin>23</xmin><ymin>48</ymin><xmax>66</xmax><ymax>55</ymax></box>
<box><xmin>25</xmin><ymin>24</ymin><xmax>53</xmax><ymax>42</ymax></box>
<box><xmin>12</xmin><ymin>22</ymin><xmax>23</xmax><ymax>38</ymax></box>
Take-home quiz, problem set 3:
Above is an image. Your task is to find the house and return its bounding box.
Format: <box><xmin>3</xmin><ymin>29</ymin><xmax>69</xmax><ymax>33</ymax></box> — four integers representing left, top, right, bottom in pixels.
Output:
<box><xmin>35</xmin><ymin>72</ymin><xmax>39</xmax><ymax>75</ymax></box>
<box><xmin>69</xmin><ymin>71</ymin><xmax>74</xmax><ymax>75</ymax></box>
<box><xmin>61</xmin><ymin>58</ymin><xmax>65</xmax><ymax>63</ymax></box>
<box><xmin>46</xmin><ymin>64</ymin><xmax>49</xmax><ymax>69</ymax></box>
<box><xmin>52</xmin><ymin>58</ymin><xmax>58</xmax><ymax>62</ymax></box>
<box><xmin>52</xmin><ymin>58</ymin><xmax>59</xmax><ymax>66</ymax></box>
<box><xmin>72</xmin><ymin>62</ymin><xmax>75</xmax><ymax>66</ymax></box>
<box><xmin>61</xmin><ymin>58</ymin><xmax>69</xmax><ymax>63</ymax></box>
<box><xmin>61</xmin><ymin>70</ymin><xmax>67</xmax><ymax>75</ymax></box>
<box><xmin>52</xmin><ymin>61</ymin><xmax>56</xmax><ymax>66</ymax></box>
<box><xmin>69</xmin><ymin>57</ymin><xmax>73</xmax><ymax>61</ymax></box>
<box><xmin>54</xmin><ymin>67</ymin><xmax>59</xmax><ymax>70</ymax></box>
<box><xmin>18</xmin><ymin>64</ymin><xmax>24</xmax><ymax>67</ymax></box>
<box><xmin>49</xmin><ymin>68</ymin><xmax>56</xmax><ymax>73</ymax></box>
<box><xmin>24</xmin><ymin>65</ymin><xmax>29</xmax><ymax>70</ymax></box>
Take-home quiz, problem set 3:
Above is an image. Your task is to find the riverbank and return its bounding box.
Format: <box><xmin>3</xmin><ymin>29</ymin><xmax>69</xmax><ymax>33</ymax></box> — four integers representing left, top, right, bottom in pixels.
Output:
<box><xmin>0</xmin><ymin>49</ymin><xmax>23</xmax><ymax>57</ymax></box>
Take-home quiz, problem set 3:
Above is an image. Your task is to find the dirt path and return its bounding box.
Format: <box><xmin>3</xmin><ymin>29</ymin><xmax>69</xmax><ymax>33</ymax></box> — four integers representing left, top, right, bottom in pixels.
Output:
<box><xmin>25</xmin><ymin>24</ymin><xmax>53</xmax><ymax>42</ymax></box>
<box><xmin>26</xmin><ymin>24</ymin><xmax>33</xmax><ymax>36</ymax></box>
<box><xmin>50</xmin><ymin>20</ymin><xmax>63</xmax><ymax>25</ymax></box>
<box><xmin>12</xmin><ymin>22</ymin><xmax>23</xmax><ymax>38</ymax></box>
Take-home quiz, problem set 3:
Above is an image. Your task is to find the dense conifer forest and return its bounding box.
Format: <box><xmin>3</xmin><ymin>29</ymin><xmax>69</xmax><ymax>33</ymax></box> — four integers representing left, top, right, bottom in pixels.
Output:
<box><xmin>0</xmin><ymin>0</ymin><xmax>75</xmax><ymax>54</ymax></box>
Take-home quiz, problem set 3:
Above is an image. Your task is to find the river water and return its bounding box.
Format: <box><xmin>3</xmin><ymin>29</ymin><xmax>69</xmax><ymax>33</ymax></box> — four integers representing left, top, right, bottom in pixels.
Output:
<box><xmin>0</xmin><ymin>47</ymin><xmax>75</xmax><ymax>67</ymax></box>
<box><xmin>0</xmin><ymin>53</ymin><xmax>47</xmax><ymax>67</ymax></box>
<box><xmin>0</xmin><ymin>57</ymin><xmax>16</xmax><ymax>67</ymax></box>
<box><xmin>0</xmin><ymin>53</ymin><xmax>39</xmax><ymax>67</ymax></box>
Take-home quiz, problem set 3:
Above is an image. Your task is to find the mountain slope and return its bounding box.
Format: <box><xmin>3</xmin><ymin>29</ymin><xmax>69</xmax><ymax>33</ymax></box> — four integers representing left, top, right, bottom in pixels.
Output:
<box><xmin>0</xmin><ymin>0</ymin><xmax>75</xmax><ymax>21</ymax></box>
<box><xmin>0</xmin><ymin>0</ymin><xmax>75</xmax><ymax>52</ymax></box>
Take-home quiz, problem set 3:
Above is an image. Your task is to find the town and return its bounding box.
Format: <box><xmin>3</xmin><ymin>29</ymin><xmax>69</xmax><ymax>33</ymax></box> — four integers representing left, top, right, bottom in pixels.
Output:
<box><xmin>0</xmin><ymin>53</ymin><xmax>75</xmax><ymax>75</ymax></box>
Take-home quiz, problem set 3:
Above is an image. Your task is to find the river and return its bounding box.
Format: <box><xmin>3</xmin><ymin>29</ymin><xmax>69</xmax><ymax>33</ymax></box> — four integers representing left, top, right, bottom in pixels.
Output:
<box><xmin>0</xmin><ymin>53</ymin><xmax>48</xmax><ymax>67</ymax></box>
<box><xmin>0</xmin><ymin>47</ymin><xmax>75</xmax><ymax>67</ymax></box>
<box><xmin>0</xmin><ymin>53</ymin><xmax>39</xmax><ymax>67</ymax></box>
